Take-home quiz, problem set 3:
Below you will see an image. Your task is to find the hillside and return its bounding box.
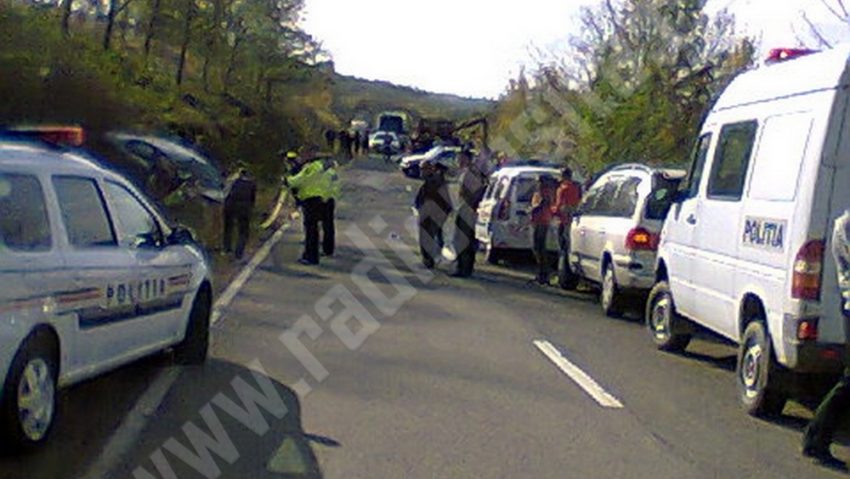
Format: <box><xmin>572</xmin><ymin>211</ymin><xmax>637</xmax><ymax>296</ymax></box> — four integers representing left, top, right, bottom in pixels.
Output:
<box><xmin>329</xmin><ymin>73</ymin><xmax>494</xmax><ymax>125</ymax></box>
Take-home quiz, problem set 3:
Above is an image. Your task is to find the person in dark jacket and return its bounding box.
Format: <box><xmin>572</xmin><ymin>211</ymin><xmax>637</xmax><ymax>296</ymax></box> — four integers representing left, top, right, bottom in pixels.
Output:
<box><xmin>324</xmin><ymin>129</ymin><xmax>336</xmax><ymax>149</ymax></box>
<box><xmin>802</xmin><ymin>210</ymin><xmax>850</xmax><ymax>471</ymax></box>
<box><xmin>339</xmin><ymin>130</ymin><xmax>352</xmax><ymax>159</ymax></box>
<box><xmin>453</xmin><ymin>150</ymin><xmax>488</xmax><ymax>278</ymax></box>
<box><xmin>223</xmin><ymin>168</ymin><xmax>257</xmax><ymax>259</ymax></box>
<box><xmin>415</xmin><ymin>160</ymin><xmax>452</xmax><ymax>269</ymax></box>
<box><xmin>353</xmin><ymin>131</ymin><xmax>362</xmax><ymax>156</ymax></box>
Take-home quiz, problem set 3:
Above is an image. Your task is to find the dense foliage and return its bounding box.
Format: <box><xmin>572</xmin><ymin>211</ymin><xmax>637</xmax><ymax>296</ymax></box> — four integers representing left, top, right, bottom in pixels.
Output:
<box><xmin>490</xmin><ymin>0</ymin><xmax>756</xmax><ymax>176</ymax></box>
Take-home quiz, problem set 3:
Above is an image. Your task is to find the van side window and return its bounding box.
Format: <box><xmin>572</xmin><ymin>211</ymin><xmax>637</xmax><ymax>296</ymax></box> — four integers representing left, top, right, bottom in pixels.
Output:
<box><xmin>748</xmin><ymin>113</ymin><xmax>813</xmax><ymax>202</ymax></box>
<box><xmin>514</xmin><ymin>177</ymin><xmax>537</xmax><ymax>203</ymax></box>
<box><xmin>0</xmin><ymin>173</ymin><xmax>52</xmax><ymax>251</ymax></box>
<box><xmin>684</xmin><ymin>134</ymin><xmax>712</xmax><ymax>198</ymax></box>
<box><xmin>707</xmin><ymin>121</ymin><xmax>758</xmax><ymax>200</ymax></box>
<box><xmin>53</xmin><ymin>176</ymin><xmax>117</xmax><ymax>248</ymax></box>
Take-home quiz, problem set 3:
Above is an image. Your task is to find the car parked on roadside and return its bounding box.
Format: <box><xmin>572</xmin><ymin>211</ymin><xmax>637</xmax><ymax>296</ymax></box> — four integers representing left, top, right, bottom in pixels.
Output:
<box><xmin>648</xmin><ymin>47</ymin><xmax>850</xmax><ymax>417</ymax></box>
<box><xmin>475</xmin><ymin>163</ymin><xmax>562</xmax><ymax>264</ymax></box>
<box><xmin>400</xmin><ymin>145</ymin><xmax>462</xmax><ymax>179</ymax></box>
<box><xmin>565</xmin><ymin>164</ymin><xmax>685</xmax><ymax>316</ymax></box>
<box><xmin>0</xmin><ymin>140</ymin><xmax>212</xmax><ymax>449</ymax></box>
<box><xmin>369</xmin><ymin>131</ymin><xmax>402</xmax><ymax>154</ymax></box>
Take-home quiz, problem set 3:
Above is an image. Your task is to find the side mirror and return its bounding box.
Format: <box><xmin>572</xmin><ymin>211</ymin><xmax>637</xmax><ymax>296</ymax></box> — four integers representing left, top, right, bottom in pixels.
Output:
<box><xmin>133</xmin><ymin>232</ymin><xmax>163</xmax><ymax>249</ymax></box>
<box><xmin>167</xmin><ymin>226</ymin><xmax>196</xmax><ymax>246</ymax></box>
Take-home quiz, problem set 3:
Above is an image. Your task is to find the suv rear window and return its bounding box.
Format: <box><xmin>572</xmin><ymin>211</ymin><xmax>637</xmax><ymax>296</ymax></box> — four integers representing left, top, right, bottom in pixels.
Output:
<box><xmin>53</xmin><ymin>176</ymin><xmax>116</xmax><ymax>248</ymax></box>
<box><xmin>0</xmin><ymin>173</ymin><xmax>52</xmax><ymax>251</ymax></box>
<box><xmin>514</xmin><ymin>177</ymin><xmax>537</xmax><ymax>203</ymax></box>
<box><xmin>646</xmin><ymin>175</ymin><xmax>683</xmax><ymax>220</ymax></box>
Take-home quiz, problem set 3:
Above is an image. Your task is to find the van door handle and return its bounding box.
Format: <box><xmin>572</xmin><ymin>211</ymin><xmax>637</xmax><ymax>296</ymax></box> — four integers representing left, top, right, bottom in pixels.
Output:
<box><xmin>686</xmin><ymin>214</ymin><xmax>697</xmax><ymax>225</ymax></box>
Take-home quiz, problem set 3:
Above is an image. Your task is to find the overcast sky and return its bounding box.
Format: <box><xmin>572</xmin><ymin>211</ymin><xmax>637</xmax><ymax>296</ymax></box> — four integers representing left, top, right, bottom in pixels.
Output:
<box><xmin>303</xmin><ymin>0</ymin><xmax>849</xmax><ymax>99</ymax></box>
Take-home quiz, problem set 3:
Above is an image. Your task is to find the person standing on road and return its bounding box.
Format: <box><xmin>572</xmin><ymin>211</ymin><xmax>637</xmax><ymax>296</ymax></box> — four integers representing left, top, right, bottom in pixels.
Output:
<box><xmin>339</xmin><ymin>130</ymin><xmax>352</xmax><ymax>160</ymax></box>
<box><xmin>362</xmin><ymin>129</ymin><xmax>370</xmax><ymax>155</ymax></box>
<box><xmin>530</xmin><ymin>175</ymin><xmax>558</xmax><ymax>284</ymax></box>
<box><xmin>223</xmin><ymin>167</ymin><xmax>257</xmax><ymax>259</ymax></box>
<box><xmin>552</xmin><ymin>167</ymin><xmax>582</xmax><ymax>277</ymax></box>
<box><xmin>453</xmin><ymin>150</ymin><xmax>488</xmax><ymax>278</ymax></box>
<box><xmin>325</xmin><ymin>129</ymin><xmax>336</xmax><ymax>150</ymax></box>
<box><xmin>353</xmin><ymin>131</ymin><xmax>362</xmax><ymax>156</ymax></box>
<box><xmin>802</xmin><ymin>209</ymin><xmax>850</xmax><ymax>471</ymax></box>
<box><xmin>286</xmin><ymin>157</ymin><xmax>332</xmax><ymax>265</ymax></box>
<box><xmin>415</xmin><ymin>160</ymin><xmax>452</xmax><ymax>269</ymax></box>
<box><xmin>321</xmin><ymin>158</ymin><xmax>341</xmax><ymax>257</ymax></box>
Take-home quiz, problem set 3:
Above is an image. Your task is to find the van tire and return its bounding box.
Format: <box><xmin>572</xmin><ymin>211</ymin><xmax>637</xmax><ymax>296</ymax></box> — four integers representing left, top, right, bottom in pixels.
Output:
<box><xmin>1</xmin><ymin>331</ymin><xmax>59</xmax><ymax>451</ymax></box>
<box><xmin>600</xmin><ymin>264</ymin><xmax>623</xmax><ymax>317</ymax></box>
<box><xmin>174</xmin><ymin>288</ymin><xmax>211</xmax><ymax>365</ymax></box>
<box><xmin>737</xmin><ymin>321</ymin><xmax>787</xmax><ymax>417</ymax></box>
<box><xmin>646</xmin><ymin>281</ymin><xmax>691</xmax><ymax>353</ymax></box>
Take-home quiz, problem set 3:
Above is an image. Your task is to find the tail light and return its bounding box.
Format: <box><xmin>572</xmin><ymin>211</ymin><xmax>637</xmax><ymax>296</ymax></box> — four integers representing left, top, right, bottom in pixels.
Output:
<box><xmin>496</xmin><ymin>198</ymin><xmax>511</xmax><ymax>221</ymax></box>
<box><xmin>625</xmin><ymin>227</ymin><xmax>659</xmax><ymax>251</ymax></box>
<box><xmin>792</xmin><ymin>239</ymin><xmax>825</xmax><ymax>300</ymax></box>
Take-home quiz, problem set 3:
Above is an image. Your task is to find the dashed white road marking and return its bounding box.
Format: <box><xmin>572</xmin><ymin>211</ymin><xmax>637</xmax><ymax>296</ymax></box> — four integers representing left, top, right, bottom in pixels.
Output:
<box><xmin>79</xmin><ymin>223</ymin><xmax>290</xmax><ymax>479</ymax></box>
<box><xmin>533</xmin><ymin>339</ymin><xmax>624</xmax><ymax>409</ymax></box>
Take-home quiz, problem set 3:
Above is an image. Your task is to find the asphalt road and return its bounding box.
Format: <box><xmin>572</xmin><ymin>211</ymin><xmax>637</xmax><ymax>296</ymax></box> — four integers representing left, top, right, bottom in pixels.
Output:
<box><xmin>2</xmin><ymin>156</ymin><xmax>848</xmax><ymax>479</ymax></box>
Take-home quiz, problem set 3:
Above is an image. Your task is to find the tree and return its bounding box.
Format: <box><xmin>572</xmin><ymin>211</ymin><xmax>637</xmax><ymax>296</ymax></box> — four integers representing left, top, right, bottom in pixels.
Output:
<box><xmin>175</xmin><ymin>0</ymin><xmax>197</xmax><ymax>86</ymax></box>
<box><xmin>103</xmin><ymin>0</ymin><xmax>139</xmax><ymax>50</ymax></box>
<box><xmin>490</xmin><ymin>0</ymin><xmax>753</xmax><ymax>172</ymax></box>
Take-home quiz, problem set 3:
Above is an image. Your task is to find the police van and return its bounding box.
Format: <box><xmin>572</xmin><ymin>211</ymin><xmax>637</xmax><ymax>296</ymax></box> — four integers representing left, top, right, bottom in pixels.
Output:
<box><xmin>648</xmin><ymin>47</ymin><xmax>850</xmax><ymax>417</ymax></box>
<box><xmin>0</xmin><ymin>140</ymin><xmax>212</xmax><ymax>449</ymax></box>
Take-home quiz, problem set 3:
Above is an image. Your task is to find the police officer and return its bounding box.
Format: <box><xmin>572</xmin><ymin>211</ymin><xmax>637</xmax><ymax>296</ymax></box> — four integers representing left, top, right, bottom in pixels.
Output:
<box><xmin>453</xmin><ymin>149</ymin><xmax>487</xmax><ymax>278</ymax></box>
<box><xmin>223</xmin><ymin>167</ymin><xmax>257</xmax><ymax>259</ymax></box>
<box><xmin>802</xmin><ymin>210</ymin><xmax>850</xmax><ymax>471</ymax></box>
<box><xmin>321</xmin><ymin>159</ymin><xmax>341</xmax><ymax>257</ymax></box>
<box><xmin>286</xmin><ymin>156</ymin><xmax>333</xmax><ymax>265</ymax></box>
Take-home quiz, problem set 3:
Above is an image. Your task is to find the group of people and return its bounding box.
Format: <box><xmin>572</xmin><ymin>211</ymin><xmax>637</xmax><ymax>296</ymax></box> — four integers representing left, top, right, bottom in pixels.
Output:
<box><xmin>530</xmin><ymin>168</ymin><xmax>582</xmax><ymax>285</ymax></box>
<box><xmin>325</xmin><ymin>129</ymin><xmax>369</xmax><ymax>159</ymax></box>
<box><xmin>414</xmin><ymin>149</ymin><xmax>488</xmax><ymax>277</ymax></box>
<box><xmin>415</xmin><ymin>156</ymin><xmax>582</xmax><ymax>284</ymax></box>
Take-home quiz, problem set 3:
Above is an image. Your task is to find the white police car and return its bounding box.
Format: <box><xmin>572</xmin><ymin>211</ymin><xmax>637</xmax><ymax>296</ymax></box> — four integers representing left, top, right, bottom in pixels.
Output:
<box><xmin>0</xmin><ymin>140</ymin><xmax>212</xmax><ymax>449</ymax></box>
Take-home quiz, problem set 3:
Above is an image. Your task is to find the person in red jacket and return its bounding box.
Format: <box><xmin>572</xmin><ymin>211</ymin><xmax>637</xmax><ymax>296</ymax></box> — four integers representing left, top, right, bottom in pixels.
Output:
<box><xmin>552</xmin><ymin>167</ymin><xmax>582</xmax><ymax>260</ymax></box>
<box><xmin>531</xmin><ymin>175</ymin><xmax>559</xmax><ymax>284</ymax></box>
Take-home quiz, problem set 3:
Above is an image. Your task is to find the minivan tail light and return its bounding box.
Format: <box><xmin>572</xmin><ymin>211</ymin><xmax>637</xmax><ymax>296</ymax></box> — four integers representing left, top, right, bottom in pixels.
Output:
<box><xmin>496</xmin><ymin>198</ymin><xmax>511</xmax><ymax>221</ymax></box>
<box><xmin>625</xmin><ymin>227</ymin><xmax>659</xmax><ymax>251</ymax></box>
<box><xmin>792</xmin><ymin>239</ymin><xmax>825</xmax><ymax>300</ymax></box>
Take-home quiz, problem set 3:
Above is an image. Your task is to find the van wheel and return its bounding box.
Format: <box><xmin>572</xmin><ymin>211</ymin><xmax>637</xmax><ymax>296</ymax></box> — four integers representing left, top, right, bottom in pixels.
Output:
<box><xmin>737</xmin><ymin>321</ymin><xmax>787</xmax><ymax>417</ymax></box>
<box><xmin>646</xmin><ymin>281</ymin><xmax>691</xmax><ymax>352</ymax></box>
<box><xmin>174</xmin><ymin>288</ymin><xmax>211</xmax><ymax>365</ymax></box>
<box><xmin>558</xmin><ymin>252</ymin><xmax>579</xmax><ymax>290</ymax></box>
<box><xmin>1</xmin><ymin>331</ymin><xmax>58</xmax><ymax>450</ymax></box>
<box><xmin>600</xmin><ymin>264</ymin><xmax>623</xmax><ymax>317</ymax></box>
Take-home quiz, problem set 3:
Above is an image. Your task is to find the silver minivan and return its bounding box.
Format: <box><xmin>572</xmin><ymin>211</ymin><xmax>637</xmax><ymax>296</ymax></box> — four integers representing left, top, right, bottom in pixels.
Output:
<box><xmin>567</xmin><ymin>164</ymin><xmax>684</xmax><ymax>316</ymax></box>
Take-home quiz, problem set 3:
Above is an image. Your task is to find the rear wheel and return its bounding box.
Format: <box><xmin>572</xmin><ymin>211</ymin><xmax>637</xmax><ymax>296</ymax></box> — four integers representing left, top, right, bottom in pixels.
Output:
<box><xmin>174</xmin><ymin>288</ymin><xmax>211</xmax><ymax>365</ymax></box>
<box><xmin>646</xmin><ymin>281</ymin><xmax>691</xmax><ymax>352</ymax></box>
<box><xmin>1</xmin><ymin>331</ymin><xmax>58</xmax><ymax>451</ymax></box>
<box><xmin>600</xmin><ymin>264</ymin><xmax>623</xmax><ymax>317</ymax></box>
<box><xmin>737</xmin><ymin>321</ymin><xmax>787</xmax><ymax>417</ymax></box>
